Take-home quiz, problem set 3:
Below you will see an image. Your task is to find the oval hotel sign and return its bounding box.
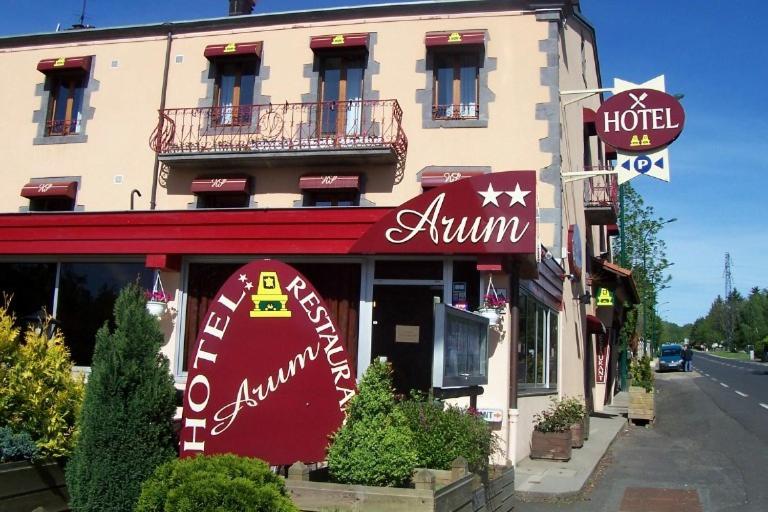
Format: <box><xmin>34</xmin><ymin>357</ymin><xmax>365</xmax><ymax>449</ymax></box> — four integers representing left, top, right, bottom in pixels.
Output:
<box><xmin>179</xmin><ymin>260</ymin><xmax>356</xmax><ymax>465</ymax></box>
<box><xmin>596</xmin><ymin>88</ymin><xmax>684</xmax><ymax>151</ymax></box>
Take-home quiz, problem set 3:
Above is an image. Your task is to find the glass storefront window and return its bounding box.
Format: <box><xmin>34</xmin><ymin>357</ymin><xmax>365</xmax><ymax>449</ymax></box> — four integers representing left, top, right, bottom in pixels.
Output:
<box><xmin>517</xmin><ymin>289</ymin><xmax>558</xmax><ymax>390</ymax></box>
<box><xmin>57</xmin><ymin>263</ymin><xmax>153</xmax><ymax>366</ymax></box>
<box><xmin>0</xmin><ymin>263</ymin><xmax>57</xmax><ymax>320</ymax></box>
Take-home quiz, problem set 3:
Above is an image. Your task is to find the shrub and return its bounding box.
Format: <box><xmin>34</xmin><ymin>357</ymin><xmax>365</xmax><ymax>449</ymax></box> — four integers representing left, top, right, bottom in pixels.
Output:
<box><xmin>66</xmin><ymin>283</ymin><xmax>177</xmax><ymax>512</ymax></box>
<box><xmin>630</xmin><ymin>355</ymin><xmax>654</xmax><ymax>392</ymax></box>
<box><xmin>0</xmin><ymin>427</ymin><xmax>39</xmax><ymax>463</ymax></box>
<box><xmin>0</xmin><ymin>304</ymin><xmax>83</xmax><ymax>459</ymax></box>
<box><xmin>327</xmin><ymin>360</ymin><xmax>417</xmax><ymax>487</ymax></box>
<box><xmin>533</xmin><ymin>398</ymin><xmax>572</xmax><ymax>433</ymax></box>
<box><xmin>558</xmin><ymin>396</ymin><xmax>586</xmax><ymax>426</ymax></box>
<box><xmin>135</xmin><ymin>454</ymin><xmax>298</xmax><ymax>512</ymax></box>
<box><xmin>397</xmin><ymin>397</ymin><xmax>495</xmax><ymax>473</ymax></box>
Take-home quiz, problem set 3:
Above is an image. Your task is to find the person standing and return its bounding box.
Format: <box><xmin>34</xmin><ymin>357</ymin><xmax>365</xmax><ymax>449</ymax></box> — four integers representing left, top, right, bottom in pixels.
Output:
<box><xmin>683</xmin><ymin>344</ymin><xmax>693</xmax><ymax>372</ymax></box>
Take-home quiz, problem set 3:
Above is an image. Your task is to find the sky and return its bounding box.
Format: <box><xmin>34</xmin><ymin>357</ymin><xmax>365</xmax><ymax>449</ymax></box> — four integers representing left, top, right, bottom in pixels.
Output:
<box><xmin>1</xmin><ymin>0</ymin><xmax>764</xmax><ymax>326</ymax></box>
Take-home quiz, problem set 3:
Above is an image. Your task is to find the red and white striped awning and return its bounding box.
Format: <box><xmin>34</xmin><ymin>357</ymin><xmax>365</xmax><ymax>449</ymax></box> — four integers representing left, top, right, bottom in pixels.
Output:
<box><xmin>191</xmin><ymin>178</ymin><xmax>249</xmax><ymax>194</ymax></box>
<box><xmin>299</xmin><ymin>175</ymin><xmax>360</xmax><ymax>190</ymax></box>
<box><xmin>20</xmin><ymin>181</ymin><xmax>78</xmax><ymax>199</ymax></box>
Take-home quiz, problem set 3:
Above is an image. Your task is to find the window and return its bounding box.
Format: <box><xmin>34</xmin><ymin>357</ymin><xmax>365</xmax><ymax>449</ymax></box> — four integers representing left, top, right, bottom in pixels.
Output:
<box><xmin>0</xmin><ymin>261</ymin><xmax>152</xmax><ymax>367</ymax></box>
<box><xmin>196</xmin><ymin>193</ymin><xmax>249</xmax><ymax>209</ymax></box>
<box><xmin>303</xmin><ymin>189</ymin><xmax>358</xmax><ymax>207</ymax></box>
<box><xmin>46</xmin><ymin>73</ymin><xmax>86</xmax><ymax>136</ymax></box>
<box><xmin>517</xmin><ymin>290</ymin><xmax>559</xmax><ymax>390</ymax></box>
<box><xmin>433</xmin><ymin>51</ymin><xmax>479</xmax><ymax>120</ymax></box>
<box><xmin>318</xmin><ymin>55</ymin><xmax>365</xmax><ymax>136</ymax></box>
<box><xmin>213</xmin><ymin>58</ymin><xmax>257</xmax><ymax>126</ymax></box>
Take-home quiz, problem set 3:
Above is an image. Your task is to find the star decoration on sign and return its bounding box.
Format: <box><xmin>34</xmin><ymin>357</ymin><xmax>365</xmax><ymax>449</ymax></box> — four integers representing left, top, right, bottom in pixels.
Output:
<box><xmin>478</xmin><ymin>184</ymin><xmax>503</xmax><ymax>207</ymax></box>
<box><xmin>506</xmin><ymin>183</ymin><xmax>531</xmax><ymax>207</ymax></box>
<box><xmin>238</xmin><ymin>274</ymin><xmax>248</xmax><ymax>283</ymax></box>
<box><xmin>245</xmin><ymin>281</ymin><xmax>254</xmax><ymax>291</ymax></box>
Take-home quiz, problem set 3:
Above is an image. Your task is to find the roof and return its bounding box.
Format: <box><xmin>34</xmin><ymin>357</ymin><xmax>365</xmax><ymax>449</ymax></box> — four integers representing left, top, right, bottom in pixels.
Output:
<box><xmin>0</xmin><ymin>0</ymin><xmax>582</xmax><ymax>48</ymax></box>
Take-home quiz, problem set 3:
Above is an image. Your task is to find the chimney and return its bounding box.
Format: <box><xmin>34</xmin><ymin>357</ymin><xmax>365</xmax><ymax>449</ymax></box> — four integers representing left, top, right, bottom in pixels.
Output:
<box><xmin>229</xmin><ymin>0</ymin><xmax>256</xmax><ymax>16</ymax></box>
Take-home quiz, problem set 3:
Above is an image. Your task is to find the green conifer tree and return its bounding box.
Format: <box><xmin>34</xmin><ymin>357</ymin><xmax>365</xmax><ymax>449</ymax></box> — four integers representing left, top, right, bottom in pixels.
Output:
<box><xmin>66</xmin><ymin>283</ymin><xmax>177</xmax><ymax>512</ymax></box>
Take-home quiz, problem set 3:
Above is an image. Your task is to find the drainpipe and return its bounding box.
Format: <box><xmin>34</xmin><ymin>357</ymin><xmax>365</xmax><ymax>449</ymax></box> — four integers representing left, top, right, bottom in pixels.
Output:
<box><xmin>509</xmin><ymin>265</ymin><xmax>520</xmax><ymax>407</ymax></box>
<box><xmin>150</xmin><ymin>29</ymin><xmax>173</xmax><ymax>210</ymax></box>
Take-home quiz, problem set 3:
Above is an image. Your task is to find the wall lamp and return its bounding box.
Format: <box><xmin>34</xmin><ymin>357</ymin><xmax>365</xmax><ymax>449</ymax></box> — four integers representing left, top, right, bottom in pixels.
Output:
<box><xmin>575</xmin><ymin>292</ymin><xmax>592</xmax><ymax>305</ymax></box>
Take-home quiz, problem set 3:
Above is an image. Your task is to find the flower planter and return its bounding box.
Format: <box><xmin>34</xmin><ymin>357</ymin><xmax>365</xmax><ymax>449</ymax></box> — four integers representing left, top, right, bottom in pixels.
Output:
<box><xmin>530</xmin><ymin>430</ymin><xmax>572</xmax><ymax>461</ymax></box>
<box><xmin>628</xmin><ymin>385</ymin><xmax>655</xmax><ymax>423</ymax></box>
<box><xmin>476</xmin><ymin>308</ymin><xmax>501</xmax><ymax>324</ymax></box>
<box><xmin>146</xmin><ymin>300</ymin><xmax>167</xmax><ymax>317</ymax></box>
<box><xmin>285</xmin><ymin>461</ymin><xmax>515</xmax><ymax>512</ymax></box>
<box><xmin>570</xmin><ymin>421</ymin><xmax>585</xmax><ymax>448</ymax></box>
<box><xmin>0</xmin><ymin>460</ymin><xmax>69</xmax><ymax>512</ymax></box>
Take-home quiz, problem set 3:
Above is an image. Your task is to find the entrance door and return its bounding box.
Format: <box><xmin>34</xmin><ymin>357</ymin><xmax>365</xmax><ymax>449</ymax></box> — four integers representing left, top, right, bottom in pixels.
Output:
<box><xmin>371</xmin><ymin>285</ymin><xmax>438</xmax><ymax>394</ymax></box>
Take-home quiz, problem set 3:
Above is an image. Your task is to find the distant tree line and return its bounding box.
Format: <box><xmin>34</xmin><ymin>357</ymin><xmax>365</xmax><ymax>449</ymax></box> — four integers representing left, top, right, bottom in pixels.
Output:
<box><xmin>683</xmin><ymin>287</ymin><xmax>768</xmax><ymax>352</ymax></box>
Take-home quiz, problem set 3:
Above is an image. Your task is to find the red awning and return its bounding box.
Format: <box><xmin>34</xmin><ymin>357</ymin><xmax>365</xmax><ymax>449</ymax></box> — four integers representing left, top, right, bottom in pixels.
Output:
<box><xmin>425</xmin><ymin>30</ymin><xmax>485</xmax><ymax>47</ymax></box>
<box><xmin>607</xmin><ymin>224</ymin><xmax>620</xmax><ymax>236</ymax></box>
<box><xmin>20</xmin><ymin>181</ymin><xmax>78</xmax><ymax>200</ymax></box>
<box><xmin>191</xmin><ymin>178</ymin><xmax>249</xmax><ymax>194</ymax></box>
<box><xmin>310</xmin><ymin>33</ymin><xmax>369</xmax><ymax>50</ymax></box>
<box><xmin>583</xmin><ymin>108</ymin><xmax>597</xmax><ymax>136</ymax></box>
<box><xmin>299</xmin><ymin>175</ymin><xmax>360</xmax><ymax>190</ymax></box>
<box><xmin>37</xmin><ymin>56</ymin><xmax>92</xmax><ymax>74</ymax></box>
<box><xmin>604</xmin><ymin>144</ymin><xmax>617</xmax><ymax>159</ymax></box>
<box><xmin>420</xmin><ymin>169</ymin><xmax>487</xmax><ymax>189</ymax></box>
<box><xmin>204</xmin><ymin>42</ymin><xmax>263</xmax><ymax>59</ymax></box>
<box><xmin>586</xmin><ymin>314</ymin><xmax>606</xmax><ymax>335</ymax></box>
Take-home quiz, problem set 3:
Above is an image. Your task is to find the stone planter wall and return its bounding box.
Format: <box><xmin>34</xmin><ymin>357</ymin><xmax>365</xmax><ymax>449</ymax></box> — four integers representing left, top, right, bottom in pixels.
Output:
<box><xmin>0</xmin><ymin>460</ymin><xmax>69</xmax><ymax>512</ymax></box>
<box><xmin>529</xmin><ymin>430</ymin><xmax>572</xmax><ymax>461</ymax></box>
<box><xmin>285</xmin><ymin>458</ymin><xmax>514</xmax><ymax>512</ymax></box>
<box><xmin>628</xmin><ymin>385</ymin><xmax>655</xmax><ymax>422</ymax></box>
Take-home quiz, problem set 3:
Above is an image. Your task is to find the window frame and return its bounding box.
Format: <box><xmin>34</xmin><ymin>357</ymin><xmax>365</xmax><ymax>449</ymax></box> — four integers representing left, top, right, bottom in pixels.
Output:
<box><xmin>431</xmin><ymin>48</ymin><xmax>480</xmax><ymax>121</ymax></box>
<box><xmin>211</xmin><ymin>57</ymin><xmax>259</xmax><ymax>127</ymax></box>
<box><xmin>45</xmin><ymin>72</ymin><xmax>86</xmax><ymax>137</ymax></box>
<box><xmin>302</xmin><ymin>188</ymin><xmax>360</xmax><ymax>207</ymax></box>
<box><xmin>517</xmin><ymin>289</ymin><xmax>560</xmax><ymax>392</ymax></box>
<box><xmin>317</xmin><ymin>52</ymin><xmax>366</xmax><ymax>136</ymax></box>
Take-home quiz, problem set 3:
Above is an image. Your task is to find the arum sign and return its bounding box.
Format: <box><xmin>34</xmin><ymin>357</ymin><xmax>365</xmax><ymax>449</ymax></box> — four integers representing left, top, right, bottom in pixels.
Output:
<box><xmin>180</xmin><ymin>260</ymin><xmax>356</xmax><ymax>465</ymax></box>
<box><xmin>351</xmin><ymin>170</ymin><xmax>536</xmax><ymax>254</ymax></box>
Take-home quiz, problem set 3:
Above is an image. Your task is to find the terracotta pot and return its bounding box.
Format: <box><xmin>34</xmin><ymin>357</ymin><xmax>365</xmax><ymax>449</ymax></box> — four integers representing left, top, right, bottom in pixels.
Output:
<box><xmin>570</xmin><ymin>421</ymin><xmax>584</xmax><ymax>448</ymax></box>
<box><xmin>530</xmin><ymin>430</ymin><xmax>572</xmax><ymax>461</ymax></box>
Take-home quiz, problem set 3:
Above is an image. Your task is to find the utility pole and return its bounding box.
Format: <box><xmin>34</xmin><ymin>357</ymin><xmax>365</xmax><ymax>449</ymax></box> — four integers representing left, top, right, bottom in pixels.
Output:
<box><xmin>724</xmin><ymin>253</ymin><xmax>734</xmax><ymax>351</ymax></box>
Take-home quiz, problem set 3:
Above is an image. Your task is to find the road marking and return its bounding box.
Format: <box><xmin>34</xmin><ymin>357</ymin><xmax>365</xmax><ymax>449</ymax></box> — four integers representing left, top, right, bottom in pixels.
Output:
<box><xmin>720</xmin><ymin>382</ymin><xmax>729</xmax><ymax>388</ymax></box>
<box><xmin>735</xmin><ymin>391</ymin><xmax>748</xmax><ymax>397</ymax></box>
<box><xmin>711</xmin><ymin>378</ymin><xmax>718</xmax><ymax>382</ymax></box>
<box><xmin>760</xmin><ymin>403</ymin><xmax>768</xmax><ymax>411</ymax></box>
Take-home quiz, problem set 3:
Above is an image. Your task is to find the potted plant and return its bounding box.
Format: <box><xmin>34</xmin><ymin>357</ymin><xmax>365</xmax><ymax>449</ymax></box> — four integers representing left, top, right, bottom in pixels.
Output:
<box><xmin>559</xmin><ymin>396</ymin><xmax>587</xmax><ymax>448</ymax></box>
<box><xmin>145</xmin><ymin>289</ymin><xmax>172</xmax><ymax>317</ymax></box>
<box><xmin>530</xmin><ymin>399</ymin><xmax>572</xmax><ymax>461</ymax></box>
<box><xmin>476</xmin><ymin>293</ymin><xmax>506</xmax><ymax>331</ymax></box>
<box><xmin>628</xmin><ymin>355</ymin><xmax>655</xmax><ymax>422</ymax></box>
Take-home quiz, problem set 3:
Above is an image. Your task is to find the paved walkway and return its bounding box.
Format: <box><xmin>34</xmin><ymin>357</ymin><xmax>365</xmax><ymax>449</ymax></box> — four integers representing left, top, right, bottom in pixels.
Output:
<box><xmin>514</xmin><ymin>393</ymin><xmax>628</xmax><ymax>497</ymax></box>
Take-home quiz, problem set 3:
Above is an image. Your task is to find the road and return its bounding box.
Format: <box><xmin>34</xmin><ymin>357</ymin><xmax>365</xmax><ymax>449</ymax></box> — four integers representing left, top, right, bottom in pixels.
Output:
<box><xmin>516</xmin><ymin>357</ymin><xmax>768</xmax><ymax>512</ymax></box>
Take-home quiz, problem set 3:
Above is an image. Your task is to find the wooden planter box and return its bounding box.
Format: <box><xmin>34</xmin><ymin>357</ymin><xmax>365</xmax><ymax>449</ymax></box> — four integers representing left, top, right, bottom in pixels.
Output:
<box><xmin>570</xmin><ymin>421</ymin><xmax>585</xmax><ymax>449</ymax></box>
<box><xmin>628</xmin><ymin>385</ymin><xmax>656</xmax><ymax>422</ymax></box>
<box><xmin>285</xmin><ymin>461</ymin><xmax>515</xmax><ymax>512</ymax></box>
<box><xmin>530</xmin><ymin>430</ymin><xmax>572</xmax><ymax>461</ymax></box>
<box><xmin>0</xmin><ymin>460</ymin><xmax>69</xmax><ymax>512</ymax></box>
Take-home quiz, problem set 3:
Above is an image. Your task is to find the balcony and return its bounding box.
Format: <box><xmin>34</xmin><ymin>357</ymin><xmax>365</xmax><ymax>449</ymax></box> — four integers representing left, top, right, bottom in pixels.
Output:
<box><xmin>149</xmin><ymin>99</ymin><xmax>407</xmax><ymax>173</ymax></box>
<box><xmin>584</xmin><ymin>166</ymin><xmax>619</xmax><ymax>225</ymax></box>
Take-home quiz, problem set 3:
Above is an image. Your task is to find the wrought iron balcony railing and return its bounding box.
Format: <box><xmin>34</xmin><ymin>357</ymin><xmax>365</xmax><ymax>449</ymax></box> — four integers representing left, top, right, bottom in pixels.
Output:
<box><xmin>584</xmin><ymin>166</ymin><xmax>619</xmax><ymax>217</ymax></box>
<box><xmin>150</xmin><ymin>99</ymin><xmax>408</xmax><ymax>171</ymax></box>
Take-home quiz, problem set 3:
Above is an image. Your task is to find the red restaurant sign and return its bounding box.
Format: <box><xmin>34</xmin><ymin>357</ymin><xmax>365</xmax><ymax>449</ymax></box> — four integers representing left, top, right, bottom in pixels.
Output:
<box><xmin>180</xmin><ymin>260</ymin><xmax>356</xmax><ymax>464</ymax></box>
<box><xmin>351</xmin><ymin>170</ymin><xmax>536</xmax><ymax>254</ymax></box>
<box><xmin>596</xmin><ymin>88</ymin><xmax>684</xmax><ymax>151</ymax></box>
<box><xmin>596</xmin><ymin>341</ymin><xmax>610</xmax><ymax>384</ymax></box>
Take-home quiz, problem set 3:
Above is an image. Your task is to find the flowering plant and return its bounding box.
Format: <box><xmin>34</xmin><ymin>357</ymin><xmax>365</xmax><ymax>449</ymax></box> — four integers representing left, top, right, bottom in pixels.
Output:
<box><xmin>482</xmin><ymin>293</ymin><xmax>506</xmax><ymax>311</ymax></box>
<box><xmin>145</xmin><ymin>290</ymin><xmax>173</xmax><ymax>303</ymax></box>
